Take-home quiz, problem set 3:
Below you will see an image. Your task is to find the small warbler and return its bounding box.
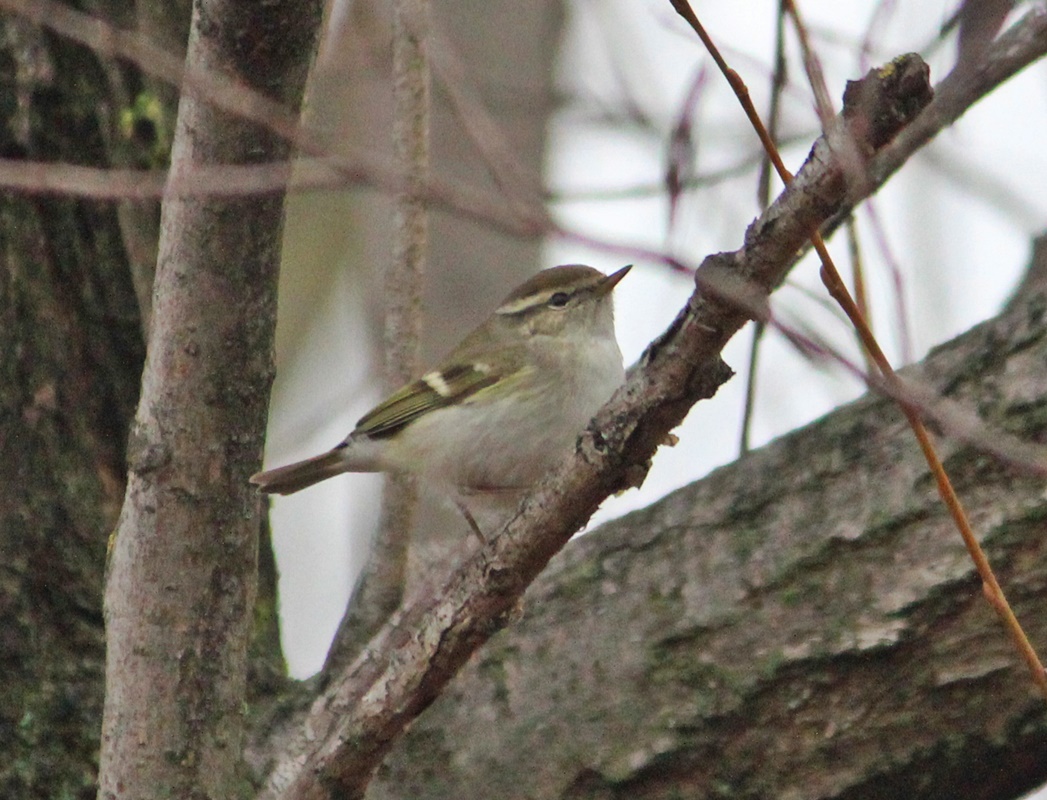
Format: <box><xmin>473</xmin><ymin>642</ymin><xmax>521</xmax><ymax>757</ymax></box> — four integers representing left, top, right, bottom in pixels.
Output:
<box><xmin>251</xmin><ymin>264</ymin><xmax>630</xmax><ymax>527</ymax></box>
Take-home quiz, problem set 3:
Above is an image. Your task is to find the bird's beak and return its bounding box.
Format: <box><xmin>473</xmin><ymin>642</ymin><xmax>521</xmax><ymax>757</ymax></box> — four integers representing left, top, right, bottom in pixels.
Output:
<box><xmin>595</xmin><ymin>264</ymin><xmax>632</xmax><ymax>297</ymax></box>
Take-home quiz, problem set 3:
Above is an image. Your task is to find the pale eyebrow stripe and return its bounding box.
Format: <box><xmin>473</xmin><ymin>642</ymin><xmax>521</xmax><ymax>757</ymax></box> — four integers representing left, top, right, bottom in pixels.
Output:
<box><xmin>495</xmin><ymin>291</ymin><xmax>557</xmax><ymax>315</ymax></box>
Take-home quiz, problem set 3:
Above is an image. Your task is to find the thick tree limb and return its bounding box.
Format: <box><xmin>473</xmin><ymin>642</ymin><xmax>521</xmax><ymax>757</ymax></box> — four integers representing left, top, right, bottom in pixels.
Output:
<box><xmin>370</xmin><ymin>234</ymin><xmax>1047</xmax><ymax>800</ymax></box>
<box><xmin>259</xmin><ymin>55</ymin><xmax>936</xmax><ymax>800</ymax></box>
<box><xmin>97</xmin><ymin>0</ymin><xmax>321</xmax><ymax>797</ymax></box>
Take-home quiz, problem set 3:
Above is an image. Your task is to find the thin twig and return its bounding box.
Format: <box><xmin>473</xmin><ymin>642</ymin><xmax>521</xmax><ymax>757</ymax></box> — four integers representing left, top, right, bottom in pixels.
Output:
<box><xmin>862</xmin><ymin>201</ymin><xmax>914</xmax><ymax>363</ymax></box>
<box><xmin>741</xmin><ymin>0</ymin><xmax>789</xmax><ymax>456</ymax></box>
<box><xmin>820</xmin><ymin>235</ymin><xmax>1047</xmax><ymax>702</ymax></box>
<box><xmin>374</xmin><ymin>0</ymin><xmax>432</xmax><ymax>645</ymax></box>
<box><xmin>427</xmin><ymin>22</ymin><xmax>544</xmax><ymax>212</ymax></box>
<box><xmin>667</xmin><ymin>0</ymin><xmax>794</xmax><ymax>184</ymax></box>
<box><xmin>845</xmin><ymin>217</ymin><xmax>877</xmax><ymax>376</ymax></box>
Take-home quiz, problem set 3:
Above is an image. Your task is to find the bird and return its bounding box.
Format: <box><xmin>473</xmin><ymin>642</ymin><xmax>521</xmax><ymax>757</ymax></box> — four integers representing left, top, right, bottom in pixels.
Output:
<box><xmin>251</xmin><ymin>264</ymin><xmax>630</xmax><ymax>533</ymax></box>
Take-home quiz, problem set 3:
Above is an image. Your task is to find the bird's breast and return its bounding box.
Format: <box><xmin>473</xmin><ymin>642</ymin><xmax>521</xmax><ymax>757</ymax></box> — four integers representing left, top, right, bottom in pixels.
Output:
<box><xmin>385</xmin><ymin>337</ymin><xmax>624</xmax><ymax>492</ymax></box>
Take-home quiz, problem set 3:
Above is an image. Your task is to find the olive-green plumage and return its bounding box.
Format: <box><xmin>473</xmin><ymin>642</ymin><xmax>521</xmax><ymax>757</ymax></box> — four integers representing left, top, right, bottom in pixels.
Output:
<box><xmin>251</xmin><ymin>264</ymin><xmax>630</xmax><ymax>506</ymax></box>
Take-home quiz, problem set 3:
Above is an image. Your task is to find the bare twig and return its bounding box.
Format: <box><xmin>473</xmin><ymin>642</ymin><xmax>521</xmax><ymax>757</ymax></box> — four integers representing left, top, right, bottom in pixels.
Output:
<box><xmin>785</xmin><ymin>0</ymin><xmax>879</xmax><ymax>373</ymax></box>
<box><xmin>845</xmin><ymin>217</ymin><xmax>877</xmax><ymax>375</ymax></box>
<box><xmin>428</xmin><ymin>22</ymin><xmax>545</xmax><ymax>210</ymax></box>
<box><xmin>707</xmin><ymin>271</ymin><xmax>1047</xmax><ymax>479</ymax></box>
<box><xmin>0</xmin><ymin>153</ymin><xmax>545</xmax><ymax>238</ymax></box>
<box><xmin>741</xmin><ymin>0</ymin><xmax>789</xmax><ymax>456</ymax></box>
<box><xmin>666</xmin><ymin>65</ymin><xmax>706</xmax><ymax>231</ymax></box>
<box><xmin>863</xmin><ymin>201</ymin><xmax>914</xmax><ymax>362</ymax></box>
<box><xmin>783</xmin><ymin>0</ymin><xmax>836</xmax><ymax>129</ymax></box>
<box><xmin>377</xmin><ymin>0</ymin><xmax>434</xmax><ymax>661</ymax></box>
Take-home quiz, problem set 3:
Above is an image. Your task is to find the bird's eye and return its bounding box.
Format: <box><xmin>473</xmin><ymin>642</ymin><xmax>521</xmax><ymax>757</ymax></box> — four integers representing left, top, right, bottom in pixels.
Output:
<box><xmin>548</xmin><ymin>292</ymin><xmax>570</xmax><ymax>308</ymax></box>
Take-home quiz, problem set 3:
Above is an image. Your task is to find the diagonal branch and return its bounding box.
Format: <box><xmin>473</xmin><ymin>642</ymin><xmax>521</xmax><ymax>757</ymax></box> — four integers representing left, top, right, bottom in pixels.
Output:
<box><xmin>258</xmin><ymin>55</ymin><xmax>934</xmax><ymax>800</ymax></box>
<box><xmin>370</xmin><ymin>236</ymin><xmax>1047</xmax><ymax>800</ymax></box>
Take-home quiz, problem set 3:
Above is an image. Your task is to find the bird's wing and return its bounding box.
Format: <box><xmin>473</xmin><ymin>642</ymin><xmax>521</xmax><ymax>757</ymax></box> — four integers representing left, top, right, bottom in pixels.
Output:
<box><xmin>354</xmin><ymin>362</ymin><xmax>504</xmax><ymax>438</ymax></box>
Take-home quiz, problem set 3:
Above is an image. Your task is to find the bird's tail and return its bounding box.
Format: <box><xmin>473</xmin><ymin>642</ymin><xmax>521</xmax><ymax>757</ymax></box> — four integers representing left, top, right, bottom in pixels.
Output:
<box><xmin>250</xmin><ymin>448</ymin><xmax>349</xmax><ymax>495</ymax></box>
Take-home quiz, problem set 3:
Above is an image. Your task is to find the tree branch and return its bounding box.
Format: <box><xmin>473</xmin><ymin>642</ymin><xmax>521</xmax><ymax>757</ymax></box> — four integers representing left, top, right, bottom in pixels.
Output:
<box><xmin>324</xmin><ymin>0</ymin><xmax>433</xmax><ymax>678</ymax></box>
<box><xmin>823</xmin><ymin>6</ymin><xmax>1047</xmax><ymax>234</ymax></box>
<box><xmin>259</xmin><ymin>55</ymin><xmax>935</xmax><ymax>800</ymax></box>
<box><xmin>97</xmin><ymin>0</ymin><xmax>321</xmax><ymax>797</ymax></box>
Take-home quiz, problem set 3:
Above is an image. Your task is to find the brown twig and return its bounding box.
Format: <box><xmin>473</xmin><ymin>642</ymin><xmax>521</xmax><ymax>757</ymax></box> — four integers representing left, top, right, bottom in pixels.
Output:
<box><xmin>673</xmin><ymin>0</ymin><xmax>1047</xmax><ymax>702</ymax></box>
<box><xmin>427</xmin><ymin>22</ymin><xmax>545</xmax><ymax>212</ymax></box>
<box><xmin>667</xmin><ymin>1</ymin><xmax>794</xmax><ymax>184</ymax></box>
<box><xmin>782</xmin><ymin>0</ymin><xmax>836</xmax><ymax>129</ymax></box>
<box><xmin>845</xmin><ymin>217</ymin><xmax>877</xmax><ymax>376</ymax></box>
<box><xmin>783</xmin><ymin>0</ymin><xmax>879</xmax><ymax>373</ymax></box>
<box><xmin>863</xmin><ymin>201</ymin><xmax>914</xmax><ymax>362</ymax></box>
<box><xmin>701</xmin><ymin>269</ymin><xmax>1047</xmax><ymax>479</ymax></box>
<box><xmin>741</xmin><ymin>0</ymin><xmax>789</xmax><ymax>456</ymax></box>
<box><xmin>820</xmin><ymin>234</ymin><xmax>1047</xmax><ymax>702</ymax></box>
<box><xmin>0</xmin><ymin>136</ymin><xmax>814</xmax><ymax>205</ymax></box>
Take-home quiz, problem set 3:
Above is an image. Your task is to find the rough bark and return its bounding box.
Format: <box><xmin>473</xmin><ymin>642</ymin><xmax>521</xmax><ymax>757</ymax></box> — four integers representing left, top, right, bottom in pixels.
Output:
<box><xmin>366</xmin><ymin>236</ymin><xmax>1047</xmax><ymax>800</ymax></box>
<box><xmin>0</xmin><ymin>5</ymin><xmax>147</xmax><ymax>798</ymax></box>
<box><xmin>97</xmin><ymin>0</ymin><xmax>320</xmax><ymax>797</ymax></box>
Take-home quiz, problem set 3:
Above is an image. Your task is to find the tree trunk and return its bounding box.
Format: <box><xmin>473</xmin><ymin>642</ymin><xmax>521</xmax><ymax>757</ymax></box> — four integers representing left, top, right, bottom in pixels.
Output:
<box><xmin>96</xmin><ymin>0</ymin><xmax>321</xmax><ymax>796</ymax></box>
<box><xmin>0</xmin><ymin>5</ymin><xmax>148</xmax><ymax>798</ymax></box>
<box><xmin>367</xmin><ymin>235</ymin><xmax>1047</xmax><ymax>800</ymax></box>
